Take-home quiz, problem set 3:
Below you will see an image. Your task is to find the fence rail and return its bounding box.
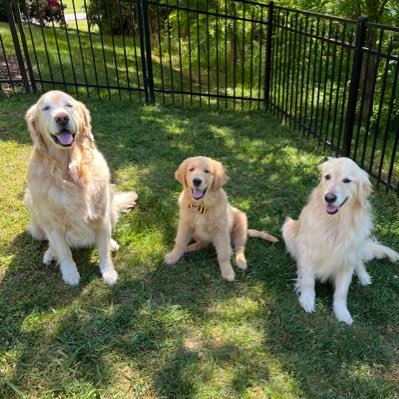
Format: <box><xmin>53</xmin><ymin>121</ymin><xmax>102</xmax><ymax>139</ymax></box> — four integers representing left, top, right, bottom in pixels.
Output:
<box><xmin>1</xmin><ymin>0</ymin><xmax>399</xmax><ymax>192</ymax></box>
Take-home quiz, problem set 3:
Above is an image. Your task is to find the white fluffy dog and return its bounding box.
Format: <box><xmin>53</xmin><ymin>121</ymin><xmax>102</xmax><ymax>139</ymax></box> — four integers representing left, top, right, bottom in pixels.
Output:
<box><xmin>282</xmin><ymin>157</ymin><xmax>399</xmax><ymax>324</ymax></box>
<box><xmin>25</xmin><ymin>91</ymin><xmax>137</xmax><ymax>286</ymax></box>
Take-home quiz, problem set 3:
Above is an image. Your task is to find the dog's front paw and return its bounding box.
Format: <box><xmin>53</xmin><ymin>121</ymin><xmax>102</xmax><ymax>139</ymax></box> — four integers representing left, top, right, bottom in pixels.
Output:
<box><xmin>43</xmin><ymin>248</ymin><xmax>56</xmax><ymax>265</ymax></box>
<box><xmin>62</xmin><ymin>268</ymin><xmax>81</xmax><ymax>286</ymax></box>
<box><xmin>164</xmin><ymin>251</ymin><xmax>181</xmax><ymax>265</ymax></box>
<box><xmin>102</xmin><ymin>268</ymin><xmax>118</xmax><ymax>286</ymax></box>
<box><xmin>110</xmin><ymin>239</ymin><xmax>120</xmax><ymax>252</ymax></box>
<box><xmin>299</xmin><ymin>293</ymin><xmax>315</xmax><ymax>313</ymax></box>
<box><xmin>334</xmin><ymin>305</ymin><xmax>353</xmax><ymax>325</ymax></box>
<box><xmin>357</xmin><ymin>271</ymin><xmax>372</xmax><ymax>286</ymax></box>
<box><xmin>221</xmin><ymin>268</ymin><xmax>235</xmax><ymax>282</ymax></box>
<box><xmin>235</xmin><ymin>254</ymin><xmax>247</xmax><ymax>270</ymax></box>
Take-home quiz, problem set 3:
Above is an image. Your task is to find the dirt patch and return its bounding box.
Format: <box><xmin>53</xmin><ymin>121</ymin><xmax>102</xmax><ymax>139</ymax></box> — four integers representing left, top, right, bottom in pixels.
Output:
<box><xmin>0</xmin><ymin>54</ymin><xmax>26</xmax><ymax>94</ymax></box>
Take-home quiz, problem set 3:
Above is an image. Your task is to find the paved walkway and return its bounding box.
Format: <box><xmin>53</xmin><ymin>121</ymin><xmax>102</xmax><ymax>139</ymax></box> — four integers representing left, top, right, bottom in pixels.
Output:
<box><xmin>64</xmin><ymin>13</ymin><xmax>87</xmax><ymax>21</ymax></box>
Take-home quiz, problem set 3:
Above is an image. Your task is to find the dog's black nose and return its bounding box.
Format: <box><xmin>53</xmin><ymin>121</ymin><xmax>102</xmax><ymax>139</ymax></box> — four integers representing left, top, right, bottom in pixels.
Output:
<box><xmin>193</xmin><ymin>178</ymin><xmax>202</xmax><ymax>187</ymax></box>
<box><xmin>324</xmin><ymin>193</ymin><xmax>337</xmax><ymax>204</ymax></box>
<box><xmin>55</xmin><ymin>112</ymin><xmax>70</xmax><ymax>126</ymax></box>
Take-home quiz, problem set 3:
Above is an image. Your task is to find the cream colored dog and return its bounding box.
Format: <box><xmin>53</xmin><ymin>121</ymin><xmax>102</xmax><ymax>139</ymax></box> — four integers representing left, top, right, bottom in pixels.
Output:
<box><xmin>282</xmin><ymin>157</ymin><xmax>399</xmax><ymax>324</ymax></box>
<box><xmin>165</xmin><ymin>156</ymin><xmax>278</xmax><ymax>281</ymax></box>
<box><xmin>25</xmin><ymin>90</ymin><xmax>137</xmax><ymax>286</ymax></box>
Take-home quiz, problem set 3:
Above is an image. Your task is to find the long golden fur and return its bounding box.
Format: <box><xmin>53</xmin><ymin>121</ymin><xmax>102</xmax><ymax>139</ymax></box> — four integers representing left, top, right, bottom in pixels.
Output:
<box><xmin>165</xmin><ymin>156</ymin><xmax>278</xmax><ymax>281</ymax></box>
<box><xmin>25</xmin><ymin>90</ymin><xmax>137</xmax><ymax>286</ymax></box>
<box><xmin>282</xmin><ymin>157</ymin><xmax>399</xmax><ymax>324</ymax></box>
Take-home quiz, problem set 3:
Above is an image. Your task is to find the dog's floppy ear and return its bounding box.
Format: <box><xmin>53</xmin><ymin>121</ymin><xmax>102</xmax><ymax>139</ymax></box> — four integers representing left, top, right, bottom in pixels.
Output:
<box><xmin>317</xmin><ymin>159</ymin><xmax>328</xmax><ymax>175</ymax></box>
<box><xmin>25</xmin><ymin>103</ymin><xmax>47</xmax><ymax>151</ymax></box>
<box><xmin>357</xmin><ymin>170</ymin><xmax>373</xmax><ymax>208</ymax></box>
<box><xmin>75</xmin><ymin>100</ymin><xmax>94</xmax><ymax>142</ymax></box>
<box><xmin>211</xmin><ymin>159</ymin><xmax>228</xmax><ymax>191</ymax></box>
<box><xmin>175</xmin><ymin>158</ymin><xmax>189</xmax><ymax>188</ymax></box>
<box><xmin>69</xmin><ymin>100</ymin><xmax>95</xmax><ymax>183</ymax></box>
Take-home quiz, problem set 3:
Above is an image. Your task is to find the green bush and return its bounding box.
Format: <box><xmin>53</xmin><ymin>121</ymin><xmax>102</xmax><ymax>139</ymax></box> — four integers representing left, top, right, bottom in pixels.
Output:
<box><xmin>20</xmin><ymin>0</ymin><xmax>66</xmax><ymax>26</ymax></box>
<box><xmin>0</xmin><ymin>0</ymin><xmax>8</xmax><ymax>22</ymax></box>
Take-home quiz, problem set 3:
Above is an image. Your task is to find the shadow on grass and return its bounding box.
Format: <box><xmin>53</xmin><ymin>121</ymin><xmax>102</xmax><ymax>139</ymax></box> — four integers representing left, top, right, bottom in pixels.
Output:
<box><xmin>1</xmin><ymin>99</ymin><xmax>399</xmax><ymax>398</ymax></box>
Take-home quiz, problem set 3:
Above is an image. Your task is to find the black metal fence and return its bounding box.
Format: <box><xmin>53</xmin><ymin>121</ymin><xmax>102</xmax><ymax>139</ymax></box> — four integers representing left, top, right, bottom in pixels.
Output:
<box><xmin>1</xmin><ymin>0</ymin><xmax>399</xmax><ymax>191</ymax></box>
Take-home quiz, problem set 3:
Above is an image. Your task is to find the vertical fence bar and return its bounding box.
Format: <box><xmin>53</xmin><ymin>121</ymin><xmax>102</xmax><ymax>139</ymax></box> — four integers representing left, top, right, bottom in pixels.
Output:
<box><xmin>232</xmin><ymin>2</ymin><xmax>236</xmax><ymax>109</ymax></box>
<box><xmin>13</xmin><ymin>0</ymin><xmax>36</xmax><ymax>92</ymax></box>
<box><xmin>72</xmin><ymin>0</ymin><xmax>89</xmax><ymax>97</ymax></box>
<box><xmin>206</xmin><ymin>0</ymin><xmax>211</xmax><ymax>107</ymax></box>
<box><xmin>240</xmin><ymin>1</ymin><xmax>245</xmax><ymax>110</ymax></box>
<box><xmin>285</xmin><ymin>13</ymin><xmax>294</xmax><ymax>122</ymax></box>
<box><xmin>156</xmin><ymin>2</ymin><xmax>165</xmax><ymax>104</ymax></box>
<box><xmin>0</xmin><ymin>33</ymin><xmax>15</xmax><ymax>92</ymax></box>
<box><xmin>3</xmin><ymin>0</ymin><xmax>30</xmax><ymax>93</ymax></box>
<box><xmin>197</xmin><ymin>0</ymin><xmax>203</xmax><ymax>107</ymax></box>
<box><xmin>136</xmin><ymin>0</ymin><xmax>149</xmax><ymax>103</ymax></box>
<box><xmin>216</xmin><ymin>1</ymin><xmax>220</xmax><ymax>108</ymax></box>
<box><xmin>117</xmin><ymin>0</ymin><xmax>132</xmax><ymax>100</ymax></box>
<box><xmin>58</xmin><ymin>0</ymin><xmax>78</xmax><ymax>97</ymax></box>
<box><xmin>264</xmin><ymin>1</ymin><xmax>274</xmax><ymax>110</ymax></box>
<box><xmin>187</xmin><ymin>3</ymin><xmax>193</xmax><ymax>106</ymax></box>
<box><xmin>249</xmin><ymin>9</ymin><xmax>254</xmax><ymax>109</ymax></box>
<box><xmin>224</xmin><ymin>1</ymin><xmax>228</xmax><ymax>108</ymax></box>
<box><xmin>176</xmin><ymin>0</ymin><xmax>184</xmax><ymax>105</ymax></box>
<box><xmin>257</xmin><ymin>7</ymin><xmax>264</xmax><ymax>110</ymax></box>
<box><xmin>281</xmin><ymin>10</ymin><xmax>289</xmax><ymax>118</ymax></box>
<box><xmin>141</xmin><ymin>0</ymin><xmax>155</xmax><ymax>103</ymax></box>
<box><xmin>23</xmin><ymin>1</ymin><xmax>44</xmax><ymax>92</ymax></box>
<box><xmin>342</xmin><ymin>16</ymin><xmax>367</xmax><ymax>157</ymax></box>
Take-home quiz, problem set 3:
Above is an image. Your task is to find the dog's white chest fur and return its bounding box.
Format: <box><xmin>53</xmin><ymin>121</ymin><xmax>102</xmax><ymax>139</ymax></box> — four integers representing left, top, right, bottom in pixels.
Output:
<box><xmin>297</xmin><ymin>203</ymin><xmax>372</xmax><ymax>280</ymax></box>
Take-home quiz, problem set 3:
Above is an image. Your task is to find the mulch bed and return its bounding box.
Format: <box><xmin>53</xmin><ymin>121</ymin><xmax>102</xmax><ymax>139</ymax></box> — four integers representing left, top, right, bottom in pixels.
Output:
<box><xmin>0</xmin><ymin>54</ymin><xmax>26</xmax><ymax>94</ymax></box>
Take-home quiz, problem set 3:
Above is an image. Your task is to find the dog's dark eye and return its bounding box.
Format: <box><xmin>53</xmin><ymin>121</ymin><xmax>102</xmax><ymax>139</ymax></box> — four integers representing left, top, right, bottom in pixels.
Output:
<box><xmin>343</xmin><ymin>178</ymin><xmax>351</xmax><ymax>183</ymax></box>
<box><xmin>66</xmin><ymin>103</ymin><xmax>73</xmax><ymax>108</ymax></box>
<box><xmin>189</xmin><ymin>167</ymin><xmax>194</xmax><ymax>172</ymax></box>
<box><xmin>325</xmin><ymin>174</ymin><xmax>331</xmax><ymax>180</ymax></box>
<box><xmin>204</xmin><ymin>169</ymin><xmax>210</xmax><ymax>173</ymax></box>
<box><xmin>42</xmin><ymin>105</ymin><xmax>50</xmax><ymax>111</ymax></box>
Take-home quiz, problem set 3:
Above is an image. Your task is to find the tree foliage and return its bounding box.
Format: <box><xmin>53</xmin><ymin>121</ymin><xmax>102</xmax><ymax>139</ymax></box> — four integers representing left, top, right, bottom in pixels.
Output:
<box><xmin>275</xmin><ymin>0</ymin><xmax>399</xmax><ymax>24</ymax></box>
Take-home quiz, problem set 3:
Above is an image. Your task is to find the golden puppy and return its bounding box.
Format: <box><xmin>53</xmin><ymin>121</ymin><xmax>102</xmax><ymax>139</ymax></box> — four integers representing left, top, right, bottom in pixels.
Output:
<box><xmin>25</xmin><ymin>90</ymin><xmax>137</xmax><ymax>286</ymax></box>
<box><xmin>165</xmin><ymin>156</ymin><xmax>278</xmax><ymax>281</ymax></box>
<box><xmin>282</xmin><ymin>157</ymin><xmax>399</xmax><ymax>324</ymax></box>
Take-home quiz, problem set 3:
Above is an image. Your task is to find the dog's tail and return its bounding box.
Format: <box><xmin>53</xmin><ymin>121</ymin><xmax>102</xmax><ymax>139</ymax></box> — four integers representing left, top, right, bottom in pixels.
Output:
<box><xmin>363</xmin><ymin>239</ymin><xmax>399</xmax><ymax>263</ymax></box>
<box><xmin>281</xmin><ymin>217</ymin><xmax>299</xmax><ymax>258</ymax></box>
<box><xmin>112</xmin><ymin>191</ymin><xmax>138</xmax><ymax>224</ymax></box>
<box><xmin>247</xmin><ymin>229</ymin><xmax>278</xmax><ymax>243</ymax></box>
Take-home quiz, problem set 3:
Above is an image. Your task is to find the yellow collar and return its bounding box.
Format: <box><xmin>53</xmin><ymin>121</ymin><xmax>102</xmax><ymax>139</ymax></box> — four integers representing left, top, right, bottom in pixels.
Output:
<box><xmin>187</xmin><ymin>203</ymin><xmax>207</xmax><ymax>214</ymax></box>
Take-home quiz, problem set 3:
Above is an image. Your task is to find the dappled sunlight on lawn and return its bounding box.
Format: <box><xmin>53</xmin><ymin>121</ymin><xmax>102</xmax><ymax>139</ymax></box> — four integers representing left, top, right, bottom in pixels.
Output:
<box><xmin>1</xmin><ymin>95</ymin><xmax>399</xmax><ymax>398</ymax></box>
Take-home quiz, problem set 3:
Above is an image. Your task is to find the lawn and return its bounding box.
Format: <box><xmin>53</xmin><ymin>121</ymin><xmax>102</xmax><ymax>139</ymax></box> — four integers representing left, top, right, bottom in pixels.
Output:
<box><xmin>1</xmin><ymin>94</ymin><xmax>399</xmax><ymax>399</ymax></box>
<box><xmin>62</xmin><ymin>0</ymin><xmax>86</xmax><ymax>14</ymax></box>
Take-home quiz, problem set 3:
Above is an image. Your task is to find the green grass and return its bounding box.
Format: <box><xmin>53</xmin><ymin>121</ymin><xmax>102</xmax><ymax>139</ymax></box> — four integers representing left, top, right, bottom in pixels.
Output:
<box><xmin>1</xmin><ymin>94</ymin><xmax>399</xmax><ymax>398</ymax></box>
<box><xmin>62</xmin><ymin>0</ymin><xmax>86</xmax><ymax>14</ymax></box>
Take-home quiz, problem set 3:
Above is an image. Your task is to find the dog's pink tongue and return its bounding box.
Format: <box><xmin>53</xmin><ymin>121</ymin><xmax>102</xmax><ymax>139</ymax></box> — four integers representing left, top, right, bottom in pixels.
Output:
<box><xmin>193</xmin><ymin>188</ymin><xmax>203</xmax><ymax>199</ymax></box>
<box><xmin>58</xmin><ymin>131</ymin><xmax>73</xmax><ymax>145</ymax></box>
<box><xmin>327</xmin><ymin>204</ymin><xmax>338</xmax><ymax>214</ymax></box>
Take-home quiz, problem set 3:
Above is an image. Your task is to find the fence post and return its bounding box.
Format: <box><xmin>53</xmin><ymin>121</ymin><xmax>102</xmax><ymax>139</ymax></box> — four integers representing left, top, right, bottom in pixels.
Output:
<box><xmin>264</xmin><ymin>1</ymin><xmax>274</xmax><ymax>110</ymax></box>
<box><xmin>342</xmin><ymin>16</ymin><xmax>367</xmax><ymax>157</ymax></box>
<box><xmin>136</xmin><ymin>0</ymin><xmax>155</xmax><ymax>104</ymax></box>
<box><xmin>141</xmin><ymin>0</ymin><xmax>155</xmax><ymax>104</ymax></box>
<box><xmin>3</xmin><ymin>0</ymin><xmax>30</xmax><ymax>93</ymax></box>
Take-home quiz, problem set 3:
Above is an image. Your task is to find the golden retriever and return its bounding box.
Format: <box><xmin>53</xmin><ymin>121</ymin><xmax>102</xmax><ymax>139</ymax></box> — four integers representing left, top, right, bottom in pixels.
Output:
<box><xmin>25</xmin><ymin>90</ymin><xmax>137</xmax><ymax>286</ymax></box>
<box><xmin>282</xmin><ymin>157</ymin><xmax>399</xmax><ymax>324</ymax></box>
<box><xmin>165</xmin><ymin>156</ymin><xmax>278</xmax><ymax>281</ymax></box>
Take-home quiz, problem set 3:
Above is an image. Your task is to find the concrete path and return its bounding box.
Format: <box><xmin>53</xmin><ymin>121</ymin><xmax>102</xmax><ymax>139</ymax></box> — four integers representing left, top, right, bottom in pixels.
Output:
<box><xmin>64</xmin><ymin>12</ymin><xmax>87</xmax><ymax>21</ymax></box>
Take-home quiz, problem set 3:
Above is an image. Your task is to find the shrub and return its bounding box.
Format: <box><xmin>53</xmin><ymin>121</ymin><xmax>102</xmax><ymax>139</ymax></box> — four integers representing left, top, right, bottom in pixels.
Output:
<box><xmin>20</xmin><ymin>0</ymin><xmax>66</xmax><ymax>26</ymax></box>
